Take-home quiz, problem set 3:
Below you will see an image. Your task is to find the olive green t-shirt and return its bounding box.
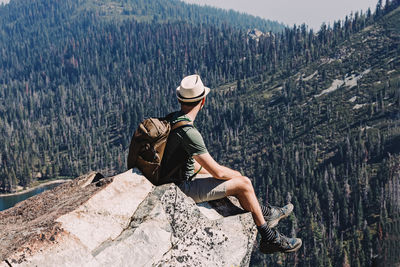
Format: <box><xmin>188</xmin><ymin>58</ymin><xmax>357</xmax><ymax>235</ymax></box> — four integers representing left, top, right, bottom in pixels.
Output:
<box><xmin>161</xmin><ymin>111</ymin><xmax>208</xmax><ymax>183</ymax></box>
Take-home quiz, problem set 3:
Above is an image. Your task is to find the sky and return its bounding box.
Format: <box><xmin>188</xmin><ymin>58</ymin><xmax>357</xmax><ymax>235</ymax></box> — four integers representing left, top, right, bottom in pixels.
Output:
<box><xmin>182</xmin><ymin>0</ymin><xmax>378</xmax><ymax>30</ymax></box>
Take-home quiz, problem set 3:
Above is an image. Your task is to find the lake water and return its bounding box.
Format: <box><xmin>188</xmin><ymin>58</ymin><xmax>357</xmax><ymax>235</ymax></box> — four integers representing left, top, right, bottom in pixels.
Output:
<box><xmin>0</xmin><ymin>183</ymin><xmax>63</xmax><ymax>212</ymax></box>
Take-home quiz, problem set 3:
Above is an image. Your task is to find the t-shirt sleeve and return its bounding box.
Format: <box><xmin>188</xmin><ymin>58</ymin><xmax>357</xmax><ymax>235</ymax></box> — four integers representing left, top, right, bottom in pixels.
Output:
<box><xmin>181</xmin><ymin>127</ymin><xmax>208</xmax><ymax>156</ymax></box>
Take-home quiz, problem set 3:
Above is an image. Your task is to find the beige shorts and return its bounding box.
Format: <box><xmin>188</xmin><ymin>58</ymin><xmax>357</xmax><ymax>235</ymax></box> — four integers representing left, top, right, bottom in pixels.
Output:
<box><xmin>177</xmin><ymin>174</ymin><xmax>227</xmax><ymax>203</ymax></box>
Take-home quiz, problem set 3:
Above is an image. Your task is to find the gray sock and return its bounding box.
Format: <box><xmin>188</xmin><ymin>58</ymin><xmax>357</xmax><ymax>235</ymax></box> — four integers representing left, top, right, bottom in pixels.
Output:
<box><xmin>261</xmin><ymin>205</ymin><xmax>272</xmax><ymax>217</ymax></box>
<box><xmin>257</xmin><ymin>223</ymin><xmax>276</xmax><ymax>241</ymax></box>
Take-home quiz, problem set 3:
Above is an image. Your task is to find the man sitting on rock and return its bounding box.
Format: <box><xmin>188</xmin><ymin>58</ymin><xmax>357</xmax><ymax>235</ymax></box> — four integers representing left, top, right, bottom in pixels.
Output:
<box><xmin>160</xmin><ymin>74</ymin><xmax>302</xmax><ymax>254</ymax></box>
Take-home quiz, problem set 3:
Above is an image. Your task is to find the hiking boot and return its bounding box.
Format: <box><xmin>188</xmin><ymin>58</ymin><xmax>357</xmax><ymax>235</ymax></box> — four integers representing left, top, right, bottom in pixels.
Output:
<box><xmin>260</xmin><ymin>230</ymin><xmax>302</xmax><ymax>254</ymax></box>
<box><xmin>263</xmin><ymin>203</ymin><xmax>294</xmax><ymax>228</ymax></box>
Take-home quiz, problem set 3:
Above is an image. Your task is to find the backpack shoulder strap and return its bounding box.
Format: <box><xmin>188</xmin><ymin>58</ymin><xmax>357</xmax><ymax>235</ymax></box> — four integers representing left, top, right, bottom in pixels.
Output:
<box><xmin>162</xmin><ymin>112</ymin><xmax>192</xmax><ymax>131</ymax></box>
<box><xmin>171</xmin><ymin>120</ymin><xmax>193</xmax><ymax>131</ymax></box>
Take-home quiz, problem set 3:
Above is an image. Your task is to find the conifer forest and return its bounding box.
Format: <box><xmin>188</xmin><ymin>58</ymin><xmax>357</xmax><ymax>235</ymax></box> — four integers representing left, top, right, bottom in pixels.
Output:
<box><xmin>0</xmin><ymin>0</ymin><xmax>399</xmax><ymax>265</ymax></box>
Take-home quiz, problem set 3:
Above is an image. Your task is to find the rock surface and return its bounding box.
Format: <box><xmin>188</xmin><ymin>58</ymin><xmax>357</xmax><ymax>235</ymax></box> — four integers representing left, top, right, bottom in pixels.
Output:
<box><xmin>0</xmin><ymin>170</ymin><xmax>256</xmax><ymax>266</ymax></box>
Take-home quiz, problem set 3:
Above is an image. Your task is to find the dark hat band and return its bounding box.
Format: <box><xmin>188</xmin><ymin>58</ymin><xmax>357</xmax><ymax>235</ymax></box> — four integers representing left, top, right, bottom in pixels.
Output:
<box><xmin>177</xmin><ymin>89</ymin><xmax>205</xmax><ymax>100</ymax></box>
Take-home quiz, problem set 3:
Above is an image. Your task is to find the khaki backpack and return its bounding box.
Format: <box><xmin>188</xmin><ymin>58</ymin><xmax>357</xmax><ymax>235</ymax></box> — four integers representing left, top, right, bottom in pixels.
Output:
<box><xmin>127</xmin><ymin>115</ymin><xmax>191</xmax><ymax>185</ymax></box>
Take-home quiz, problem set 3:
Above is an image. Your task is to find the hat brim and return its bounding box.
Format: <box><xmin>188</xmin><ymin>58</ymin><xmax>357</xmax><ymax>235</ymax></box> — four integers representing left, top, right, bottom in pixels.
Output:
<box><xmin>176</xmin><ymin>86</ymin><xmax>210</xmax><ymax>102</ymax></box>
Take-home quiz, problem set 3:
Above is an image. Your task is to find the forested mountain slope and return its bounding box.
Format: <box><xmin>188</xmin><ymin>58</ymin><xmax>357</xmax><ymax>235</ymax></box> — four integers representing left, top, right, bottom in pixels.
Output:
<box><xmin>205</xmin><ymin>6</ymin><xmax>400</xmax><ymax>266</ymax></box>
<box><xmin>0</xmin><ymin>0</ymin><xmax>284</xmax><ymax>190</ymax></box>
<box><xmin>0</xmin><ymin>0</ymin><xmax>285</xmax><ymax>32</ymax></box>
<box><xmin>0</xmin><ymin>0</ymin><xmax>399</xmax><ymax>265</ymax></box>
<box><xmin>0</xmin><ymin>0</ymin><xmax>357</xmax><ymax>190</ymax></box>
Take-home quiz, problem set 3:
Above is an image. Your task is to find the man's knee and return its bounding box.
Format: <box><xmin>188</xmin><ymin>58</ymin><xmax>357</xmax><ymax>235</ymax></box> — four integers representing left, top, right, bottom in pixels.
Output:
<box><xmin>233</xmin><ymin>176</ymin><xmax>253</xmax><ymax>192</ymax></box>
<box><xmin>226</xmin><ymin>175</ymin><xmax>254</xmax><ymax>196</ymax></box>
<box><xmin>242</xmin><ymin>176</ymin><xmax>252</xmax><ymax>186</ymax></box>
<box><xmin>242</xmin><ymin>176</ymin><xmax>254</xmax><ymax>191</ymax></box>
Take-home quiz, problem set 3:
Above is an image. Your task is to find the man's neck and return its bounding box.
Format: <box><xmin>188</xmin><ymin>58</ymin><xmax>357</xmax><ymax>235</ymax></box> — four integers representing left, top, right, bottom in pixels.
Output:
<box><xmin>180</xmin><ymin>106</ymin><xmax>200</xmax><ymax>122</ymax></box>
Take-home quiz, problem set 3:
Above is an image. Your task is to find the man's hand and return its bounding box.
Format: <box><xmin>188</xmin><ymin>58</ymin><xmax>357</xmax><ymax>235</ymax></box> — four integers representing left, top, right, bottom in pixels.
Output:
<box><xmin>193</xmin><ymin>153</ymin><xmax>243</xmax><ymax>180</ymax></box>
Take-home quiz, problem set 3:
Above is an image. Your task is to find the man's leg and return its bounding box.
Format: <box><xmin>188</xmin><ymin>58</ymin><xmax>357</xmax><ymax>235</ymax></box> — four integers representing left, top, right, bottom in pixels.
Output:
<box><xmin>178</xmin><ymin>175</ymin><xmax>302</xmax><ymax>254</ymax></box>
<box><xmin>224</xmin><ymin>176</ymin><xmax>265</xmax><ymax>226</ymax></box>
<box><xmin>179</xmin><ymin>175</ymin><xmax>289</xmax><ymax>227</ymax></box>
<box><xmin>224</xmin><ymin>175</ymin><xmax>302</xmax><ymax>254</ymax></box>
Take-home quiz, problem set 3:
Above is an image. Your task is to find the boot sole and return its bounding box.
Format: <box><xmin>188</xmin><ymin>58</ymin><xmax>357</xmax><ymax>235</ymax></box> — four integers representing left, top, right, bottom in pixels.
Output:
<box><xmin>283</xmin><ymin>238</ymin><xmax>302</xmax><ymax>253</ymax></box>
<box><xmin>267</xmin><ymin>203</ymin><xmax>294</xmax><ymax>228</ymax></box>
<box><xmin>260</xmin><ymin>238</ymin><xmax>302</xmax><ymax>254</ymax></box>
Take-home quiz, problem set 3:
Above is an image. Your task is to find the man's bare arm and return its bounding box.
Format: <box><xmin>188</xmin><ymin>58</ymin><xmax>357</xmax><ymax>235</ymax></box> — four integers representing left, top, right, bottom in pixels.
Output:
<box><xmin>193</xmin><ymin>153</ymin><xmax>242</xmax><ymax>180</ymax></box>
<box><xmin>194</xmin><ymin>159</ymin><xmax>211</xmax><ymax>175</ymax></box>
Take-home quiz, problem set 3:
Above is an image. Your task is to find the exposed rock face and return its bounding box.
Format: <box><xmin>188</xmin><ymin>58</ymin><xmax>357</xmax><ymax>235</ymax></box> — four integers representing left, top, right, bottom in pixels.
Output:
<box><xmin>0</xmin><ymin>170</ymin><xmax>256</xmax><ymax>266</ymax></box>
<box><xmin>247</xmin><ymin>28</ymin><xmax>273</xmax><ymax>41</ymax></box>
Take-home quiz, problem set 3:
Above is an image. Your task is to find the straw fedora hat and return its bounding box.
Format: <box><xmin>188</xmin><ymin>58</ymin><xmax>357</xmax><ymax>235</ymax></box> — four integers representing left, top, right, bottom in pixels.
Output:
<box><xmin>176</xmin><ymin>74</ymin><xmax>210</xmax><ymax>102</ymax></box>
